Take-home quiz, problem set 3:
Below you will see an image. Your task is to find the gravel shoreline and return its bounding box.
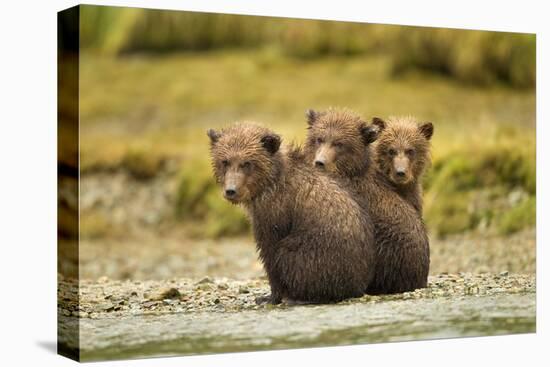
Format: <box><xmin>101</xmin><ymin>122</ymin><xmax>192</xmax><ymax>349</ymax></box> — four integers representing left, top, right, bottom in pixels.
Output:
<box><xmin>58</xmin><ymin>273</ymin><xmax>535</xmax><ymax>319</ymax></box>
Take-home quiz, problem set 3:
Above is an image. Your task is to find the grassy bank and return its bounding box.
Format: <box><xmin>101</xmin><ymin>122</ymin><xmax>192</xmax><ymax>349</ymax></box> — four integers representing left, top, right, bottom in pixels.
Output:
<box><xmin>424</xmin><ymin>132</ymin><xmax>535</xmax><ymax>236</ymax></box>
<box><xmin>80</xmin><ymin>5</ymin><xmax>535</xmax><ymax>88</ymax></box>
<box><xmin>79</xmin><ymin>50</ymin><xmax>535</xmax><ymax>239</ymax></box>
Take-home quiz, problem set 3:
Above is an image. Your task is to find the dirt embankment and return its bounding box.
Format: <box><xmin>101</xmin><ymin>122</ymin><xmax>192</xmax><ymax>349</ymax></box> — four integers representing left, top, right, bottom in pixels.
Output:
<box><xmin>70</xmin><ymin>227</ymin><xmax>536</xmax><ymax>281</ymax></box>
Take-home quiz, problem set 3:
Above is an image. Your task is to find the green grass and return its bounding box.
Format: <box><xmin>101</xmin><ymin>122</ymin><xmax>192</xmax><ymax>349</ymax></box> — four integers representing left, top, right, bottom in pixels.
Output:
<box><xmin>497</xmin><ymin>196</ymin><xmax>536</xmax><ymax>234</ymax></box>
<box><xmin>174</xmin><ymin>158</ymin><xmax>249</xmax><ymax>238</ymax></box>
<box><xmin>79</xmin><ymin>50</ymin><xmax>535</xmax><ymax>238</ymax></box>
<box><xmin>424</xmin><ymin>132</ymin><xmax>535</xmax><ymax>236</ymax></box>
<box><xmin>80</xmin><ymin>5</ymin><xmax>535</xmax><ymax>88</ymax></box>
<box><xmin>391</xmin><ymin>29</ymin><xmax>535</xmax><ymax>88</ymax></box>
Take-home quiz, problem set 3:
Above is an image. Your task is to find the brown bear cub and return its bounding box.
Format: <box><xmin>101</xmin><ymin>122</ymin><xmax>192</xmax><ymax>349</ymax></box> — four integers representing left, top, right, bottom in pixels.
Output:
<box><xmin>304</xmin><ymin>108</ymin><xmax>430</xmax><ymax>294</ymax></box>
<box><xmin>207</xmin><ymin>123</ymin><xmax>376</xmax><ymax>304</ymax></box>
<box><xmin>371</xmin><ymin>116</ymin><xmax>434</xmax><ymax>213</ymax></box>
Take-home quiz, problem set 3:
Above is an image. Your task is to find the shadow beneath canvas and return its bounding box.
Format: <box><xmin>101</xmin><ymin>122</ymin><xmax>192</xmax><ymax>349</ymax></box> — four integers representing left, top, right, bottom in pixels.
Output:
<box><xmin>36</xmin><ymin>340</ymin><xmax>57</xmax><ymax>354</ymax></box>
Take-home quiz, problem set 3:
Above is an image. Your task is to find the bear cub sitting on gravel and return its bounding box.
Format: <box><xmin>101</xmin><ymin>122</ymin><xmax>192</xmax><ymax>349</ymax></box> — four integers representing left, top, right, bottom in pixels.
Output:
<box><xmin>207</xmin><ymin>123</ymin><xmax>376</xmax><ymax>304</ymax></box>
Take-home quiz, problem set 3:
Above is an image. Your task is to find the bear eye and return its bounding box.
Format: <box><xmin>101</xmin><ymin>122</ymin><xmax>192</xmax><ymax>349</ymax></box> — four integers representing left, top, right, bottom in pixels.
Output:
<box><xmin>388</xmin><ymin>148</ymin><xmax>397</xmax><ymax>156</ymax></box>
<box><xmin>405</xmin><ymin>148</ymin><xmax>415</xmax><ymax>156</ymax></box>
<box><xmin>241</xmin><ymin>161</ymin><xmax>252</xmax><ymax>169</ymax></box>
<box><xmin>316</xmin><ymin>137</ymin><xmax>324</xmax><ymax>145</ymax></box>
<box><xmin>333</xmin><ymin>142</ymin><xmax>344</xmax><ymax>149</ymax></box>
<box><xmin>221</xmin><ymin>160</ymin><xmax>230</xmax><ymax>167</ymax></box>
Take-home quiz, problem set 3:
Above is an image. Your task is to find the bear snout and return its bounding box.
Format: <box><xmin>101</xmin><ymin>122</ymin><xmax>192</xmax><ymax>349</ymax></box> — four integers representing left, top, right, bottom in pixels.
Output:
<box><xmin>224</xmin><ymin>187</ymin><xmax>237</xmax><ymax>198</ymax></box>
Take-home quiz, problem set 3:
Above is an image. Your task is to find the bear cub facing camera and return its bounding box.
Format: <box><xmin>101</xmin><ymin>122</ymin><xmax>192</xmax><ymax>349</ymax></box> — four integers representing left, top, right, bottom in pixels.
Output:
<box><xmin>207</xmin><ymin>123</ymin><xmax>376</xmax><ymax>304</ymax></box>
<box><xmin>371</xmin><ymin>116</ymin><xmax>434</xmax><ymax>213</ymax></box>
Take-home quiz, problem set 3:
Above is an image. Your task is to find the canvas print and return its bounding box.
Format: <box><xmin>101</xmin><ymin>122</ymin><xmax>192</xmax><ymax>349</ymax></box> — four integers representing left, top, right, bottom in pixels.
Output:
<box><xmin>58</xmin><ymin>5</ymin><xmax>536</xmax><ymax>362</ymax></box>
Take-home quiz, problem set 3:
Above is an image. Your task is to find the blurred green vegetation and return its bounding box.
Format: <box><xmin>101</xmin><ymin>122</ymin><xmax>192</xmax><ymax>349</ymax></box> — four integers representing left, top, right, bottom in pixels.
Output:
<box><xmin>175</xmin><ymin>158</ymin><xmax>249</xmax><ymax>238</ymax></box>
<box><xmin>424</xmin><ymin>132</ymin><xmax>535</xmax><ymax>236</ymax></box>
<box><xmin>78</xmin><ymin>6</ymin><xmax>535</xmax><ymax>239</ymax></box>
<box><xmin>81</xmin><ymin>5</ymin><xmax>535</xmax><ymax>88</ymax></box>
<box><xmin>391</xmin><ymin>29</ymin><xmax>535</xmax><ymax>88</ymax></box>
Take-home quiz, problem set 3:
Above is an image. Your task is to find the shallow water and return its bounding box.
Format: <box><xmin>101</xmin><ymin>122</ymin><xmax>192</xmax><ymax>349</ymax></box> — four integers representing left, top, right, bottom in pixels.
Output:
<box><xmin>62</xmin><ymin>292</ymin><xmax>535</xmax><ymax>361</ymax></box>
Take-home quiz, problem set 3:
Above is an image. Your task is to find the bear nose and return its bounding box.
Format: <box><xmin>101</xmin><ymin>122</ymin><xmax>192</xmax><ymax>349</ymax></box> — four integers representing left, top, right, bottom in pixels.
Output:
<box><xmin>396</xmin><ymin>170</ymin><xmax>406</xmax><ymax>177</ymax></box>
<box><xmin>315</xmin><ymin>160</ymin><xmax>325</xmax><ymax>168</ymax></box>
<box><xmin>225</xmin><ymin>189</ymin><xmax>237</xmax><ymax>197</ymax></box>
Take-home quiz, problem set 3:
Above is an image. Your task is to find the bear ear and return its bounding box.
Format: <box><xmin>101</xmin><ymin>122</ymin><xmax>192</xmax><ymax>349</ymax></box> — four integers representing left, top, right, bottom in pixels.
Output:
<box><xmin>260</xmin><ymin>134</ymin><xmax>281</xmax><ymax>154</ymax></box>
<box><xmin>306</xmin><ymin>109</ymin><xmax>321</xmax><ymax>126</ymax></box>
<box><xmin>371</xmin><ymin>117</ymin><xmax>386</xmax><ymax>132</ymax></box>
<box><xmin>419</xmin><ymin>122</ymin><xmax>434</xmax><ymax>140</ymax></box>
<box><xmin>207</xmin><ymin>129</ymin><xmax>221</xmax><ymax>144</ymax></box>
<box><xmin>360</xmin><ymin>123</ymin><xmax>379</xmax><ymax>145</ymax></box>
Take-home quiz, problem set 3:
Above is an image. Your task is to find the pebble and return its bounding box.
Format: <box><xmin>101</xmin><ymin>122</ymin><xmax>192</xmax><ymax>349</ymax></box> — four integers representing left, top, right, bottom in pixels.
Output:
<box><xmin>196</xmin><ymin>284</ymin><xmax>214</xmax><ymax>291</ymax></box>
<box><xmin>142</xmin><ymin>301</ymin><xmax>158</xmax><ymax>308</ymax></box>
<box><xmin>196</xmin><ymin>276</ymin><xmax>213</xmax><ymax>285</ymax></box>
<box><xmin>102</xmin><ymin>303</ymin><xmax>115</xmax><ymax>312</ymax></box>
<box><xmin>159</xmin><ymin>288</ymin><xmax>182</xmax><ymax>300</ymax></box>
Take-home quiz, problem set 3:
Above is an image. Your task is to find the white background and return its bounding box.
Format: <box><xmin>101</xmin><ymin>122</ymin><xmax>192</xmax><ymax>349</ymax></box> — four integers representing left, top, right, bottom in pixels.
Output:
<box><xmin>0</xmin><ymin>0</ymin><xmax>546</xmax><ymax>365</ymax></box>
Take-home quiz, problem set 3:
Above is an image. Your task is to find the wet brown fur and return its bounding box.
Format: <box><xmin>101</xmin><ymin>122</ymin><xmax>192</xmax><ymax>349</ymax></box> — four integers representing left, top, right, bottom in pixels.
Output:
<box><xmin>372</xmin><ymin>116</ymin><xmax>433</xmax><ymax>213</ymax></box>
<box><xmin>304</xmin><ymin>108</ymin><xmax>430</xmax><ymax>294</ymax></box>
<box><xmin>208</xmin><ymin>123</ymin><xmax>376</xmax><ymax>304</ymax></box>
